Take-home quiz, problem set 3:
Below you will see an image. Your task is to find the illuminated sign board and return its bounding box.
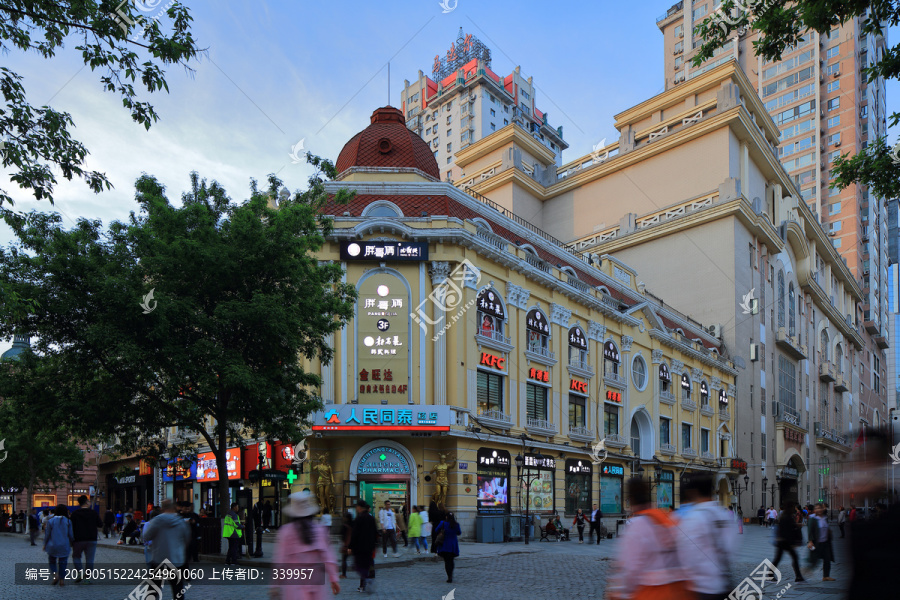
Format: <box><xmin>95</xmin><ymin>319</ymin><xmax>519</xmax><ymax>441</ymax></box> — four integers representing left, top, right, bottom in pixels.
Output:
<box><xmin>568</xmin><ymin>326</ymin><xmax>587</xmax><ymax>350</ymax></box>
<box><xmin>566</xmin><ymin>459</ymin><xmax>591</xmax><ymax>474</ymax></box>
<box><xmin>357</xmin><ymin>446</ymin><xmax>411</xmax><ymax>475</ymax></box>
<box><xmin>681</xmin><ymin>373</ymin><xmax>691</xmax><ymax>391</ymax></box>
<box><xmin>529</xmin><ymin>367</ymin><xmax>550</xmax><ymax>383</ymax></box>
<box><xmin>340</xmin><ymin>241</ymin><xmax>428</xmax><ymax>261</ymax></box>
<box><xmin>659</xmin><ymin>363</ymin><xmax>671</xmax><ymax>382</ymax></box>
<box><xmin>312</xmin><ymin>405</ymin><xmax>451</xmax><ymax>432</ymax></box>
<box><xmin>479</xmin><ymin>352</ymin><xmax>505</xmax><ymax>370</ymax></box>
<box><xmin>731</xmin><ymin>459</ymin><xmax>748</xmax><ymax>472</ymax></box>
<box><xmin>606</xmin><ymin>390</ymin><xmax>622</xmax><ymax>403</ymax></box>
<box><xmin>196</xmin><ymin>448</ymin><xmax>241</xmax><ymax>482</ymax></box>
<box><xmin>603</xmin><ymin>341</ymin><xmax>619</xmax><ymax>363</ymax></box>
<box><xmin>569</xmin><ymin>380</ymin><xmax>588</xmax><ymax>394</ymax></box>
<box><xmin>357</xmin><ymin>274</ymin><xmax>410</xmax><ymax>402</ymax></box>
<box><xmin>601</xmin><ymin>464</ymin><xmax>624</xmax><ymax>476</ymax></box>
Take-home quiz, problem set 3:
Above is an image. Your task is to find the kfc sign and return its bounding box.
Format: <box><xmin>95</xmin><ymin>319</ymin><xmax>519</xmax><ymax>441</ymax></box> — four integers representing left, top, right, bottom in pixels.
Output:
<box><xmin>569</xmin><ymin>379</ymin><xmax>588</xmax><ymax>394</ymax></box>
<box><xmin>480</xmin><ymin>352</ymin><xmax>506</xmax><ymax>370</ymax></box>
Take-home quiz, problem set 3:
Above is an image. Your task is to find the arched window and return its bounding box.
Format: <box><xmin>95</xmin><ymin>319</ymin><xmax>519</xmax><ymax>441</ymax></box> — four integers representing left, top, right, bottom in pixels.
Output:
<box><xmin>659</xmin><ymin>362</ymin><xmax>671</xmax><ymax>393</ymax></box>
<box><xmin>568</xmin><ymin>325</ymin><xmax>588</xmax><ymax>366</ymax></box>
<box><xmin>361</xmin><ymin>200</ymin><xmax>402</xmax><ymax>217</ymax></box>
<box><xmin>699</xmin><ymin>381</ymin><xmax>710</xmax><ymax>408</ymax></box>
<box><xmin>603</xmin><ymin>340</ymin><xmax>621</xmax><ymax>377</ymax></box>
<box><xmin>820</xmin><ymin>329</ymin><xmax>829</xmax><ymax>361</ymax></box>
<box><xmin>526</xmin><ymin>308</ymin><xmax>550</xmax><ymax>355</ymax></box>
<box><xmin>834</xmin><ymin>344</ymin><xmax>843</xmax><ymax>374</ymax></box>
<box><xmin>681</xmin><ymin>373</ymin><xmax>692</xmax><ymax>402</ymax></box>
<box><xmin>476</xmin><ymin>288</ymin><xmax>506</xmax><ymax>341</ymax></box>
<box><xmin>788</xmin><ymin>282</ymin><xmax>796</xmax><ymax>336</ymax></box>
<box><xmin>631</xmin><ymin>420</ymin><xmax>641</xmax><ymax>455</ymax></box>
<box><xmin>777</xmin><ymin>270</ymin><xmax>786</xmax><ymax>329</ymax></box>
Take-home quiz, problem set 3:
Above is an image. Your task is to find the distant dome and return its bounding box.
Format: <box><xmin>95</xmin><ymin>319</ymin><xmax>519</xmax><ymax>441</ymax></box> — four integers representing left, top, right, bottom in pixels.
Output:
<box><xmin>335</xmin><ymin>106</ymin><xmax>439</xmax><ymax>179</ymax></box>
<box><xmin>1</xmin><ymin>335</ymin><xmax>30</xmax><ymax>361</ymax></box>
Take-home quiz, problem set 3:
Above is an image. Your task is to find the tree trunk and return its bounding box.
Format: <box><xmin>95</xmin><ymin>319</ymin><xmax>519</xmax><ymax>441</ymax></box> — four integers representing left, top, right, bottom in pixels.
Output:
<box><xmin>216</xmin><ymin>429</ymin><xmax>230</xmax><ymax>519</ymax></box>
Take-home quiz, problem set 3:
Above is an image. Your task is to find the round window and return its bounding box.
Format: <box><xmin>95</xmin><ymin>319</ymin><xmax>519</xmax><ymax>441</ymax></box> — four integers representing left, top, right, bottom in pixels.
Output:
<box><xmin>632</xmin><ymin>355</ymin><xmax>647</xmax><ymax>390</ymax></box>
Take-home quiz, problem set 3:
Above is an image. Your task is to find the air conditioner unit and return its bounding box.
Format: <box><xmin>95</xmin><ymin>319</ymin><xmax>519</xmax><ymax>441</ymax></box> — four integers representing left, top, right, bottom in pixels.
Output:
<box><xmin>679</xmin><ymin>31</ymin><xmax>684</xmax><ymax>38</ymax></box>
<box><xmin>750</xmin><ymin>343</ymin><xmax>760</xmax><ymax>362</ymax></box>
<box><xmin>828</xmin><ymin>231</ymin><xmax>837</xmax><ymax>236</ymax></box>
<box><xmin>833</xmin><ymin>71</ymin><xmax>840</xmax><ymax>78</ymax></box>
<box><xmin>710</xmin><ymin>324</ymin><xmax>723</xmax><ymax>338</ymax></box>
<box><xmin>834</xmin><ymin>140</ymin><xmax>841</xmax><ymax>146</ymax></box>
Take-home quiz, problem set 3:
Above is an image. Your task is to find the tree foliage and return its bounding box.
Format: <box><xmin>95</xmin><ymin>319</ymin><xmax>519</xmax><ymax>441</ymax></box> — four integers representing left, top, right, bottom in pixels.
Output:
<box><xmin>0</xmin><ymin>1</ymin><xmax>201</xmax><ymax>212</ymax></box>
<box><xmin>0</xmin><ymin>351</ymin><xmax>87</xmax><ymax>511</ymax></box>
<box><xmin>0</xmin><ymin>156</ymin><xmax>356</xmax><ymax>512</ymax></box>
<box><xmin>694</xmin><ymin>1</ymin><xmax>900</xmax><ymax>199</ymax></box>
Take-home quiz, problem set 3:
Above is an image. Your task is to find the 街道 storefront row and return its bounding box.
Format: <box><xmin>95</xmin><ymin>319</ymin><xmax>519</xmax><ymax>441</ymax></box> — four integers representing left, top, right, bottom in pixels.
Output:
<box><xmin>286</xmin><ymin>105</ymin><xmax>741</xmax><ymax>540</ymax></box>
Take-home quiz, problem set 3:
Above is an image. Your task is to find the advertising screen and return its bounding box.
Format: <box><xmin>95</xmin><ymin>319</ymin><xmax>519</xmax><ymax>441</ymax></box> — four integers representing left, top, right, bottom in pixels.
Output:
<box><xmin>195</xmin><ymin>448</ymin><xmax>241</xmax><ymax>482</ymax></box>
<box><xmin>476</xmin><ymin>475</ymin><xmax>509</xmax><ymax>511</ymax></box>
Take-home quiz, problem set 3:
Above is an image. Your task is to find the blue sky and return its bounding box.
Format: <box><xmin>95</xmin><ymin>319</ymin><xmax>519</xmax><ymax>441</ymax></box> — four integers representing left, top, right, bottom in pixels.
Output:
<box><xmin>0</xmin><ymin>0</ymin><xmax>897</xmax><ymax>353</ymax></box>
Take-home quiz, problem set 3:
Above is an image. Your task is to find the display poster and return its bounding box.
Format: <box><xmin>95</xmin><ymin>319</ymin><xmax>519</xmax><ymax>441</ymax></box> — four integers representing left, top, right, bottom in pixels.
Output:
<box><xmin>476</xmin><ymin>448</ymin><xmax>510</xmax><ymax>514</ymax></box>
<box><xmin>657</xmin><ymin>471</ymin><xmax>674</xmax><ymax>509</ymax></box>
<box><xmin>526</xmin><ymin>471</ymin><xmax>554</xmax><ymax>512</ymax></box>
<box><xmin>600</xmin><ymin>475</ymin><xmax>623</xmax><ymax>514</ymax></box>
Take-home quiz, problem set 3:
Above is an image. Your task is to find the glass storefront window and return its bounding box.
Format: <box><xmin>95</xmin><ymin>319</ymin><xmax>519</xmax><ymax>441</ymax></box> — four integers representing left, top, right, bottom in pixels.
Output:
<box><xmin>477</xmin><ymin>371</ymin><xmax>503</xmax><ymax>414</ymax></box>
<box><xmin>600</xmin><ymin>475</ymin><xmax>623</xmax><ymax>514</ymax></box>
<box><xmin>569</xmin><ymin>395</ymin><xmax>586</xmax><ymax>428</ymax></box>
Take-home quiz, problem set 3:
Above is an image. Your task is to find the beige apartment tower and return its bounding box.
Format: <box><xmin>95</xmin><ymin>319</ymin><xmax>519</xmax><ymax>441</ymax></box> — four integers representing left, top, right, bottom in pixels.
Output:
<box><xmin>657</xmin><ymin>1</ymin><xmax>889</xmax><ymax>440</ymax></box>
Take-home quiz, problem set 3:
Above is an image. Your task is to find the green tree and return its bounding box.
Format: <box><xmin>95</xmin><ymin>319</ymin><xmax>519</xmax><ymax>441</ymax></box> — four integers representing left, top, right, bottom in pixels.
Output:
<box><xmin>0</xmin><ymin>351</ymin><xmax>86</xmax><ymax>518</ymax></box>
<box><xmin>693</xmin><ymin>1</ymin><xmax>900</xmax><ymax>199</ymax></box>
<box><xmin>0</xmin><ymin>1</ymin><xmax>200</xmax><ymax>212</ymax></box>
<box><xmin>0</xmin><ymin>156</ymin><xmax>356</xmax><ymax>515</ymax></box>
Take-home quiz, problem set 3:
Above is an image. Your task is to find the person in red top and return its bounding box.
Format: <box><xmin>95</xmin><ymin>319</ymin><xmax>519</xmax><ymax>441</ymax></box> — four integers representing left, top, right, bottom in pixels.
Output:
<box><xmin>849</xmin><ymin>505</ymin><xmax>858</xmax><ymax>522</ymax></box>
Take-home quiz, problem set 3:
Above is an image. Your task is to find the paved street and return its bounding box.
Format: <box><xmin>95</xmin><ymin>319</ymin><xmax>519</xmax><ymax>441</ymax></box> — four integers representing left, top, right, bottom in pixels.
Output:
<box><xmin>0</xmin><ymin>522</ymin><xmax>855</xmax><ymax>599</ymax></box>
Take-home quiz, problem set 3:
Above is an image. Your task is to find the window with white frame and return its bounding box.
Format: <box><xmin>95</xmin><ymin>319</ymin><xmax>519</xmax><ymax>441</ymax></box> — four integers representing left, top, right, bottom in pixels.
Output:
<box><xmin>526</xmin><ymin>308</ymin><xmax>550</xmax><ymax>353</ymax></box>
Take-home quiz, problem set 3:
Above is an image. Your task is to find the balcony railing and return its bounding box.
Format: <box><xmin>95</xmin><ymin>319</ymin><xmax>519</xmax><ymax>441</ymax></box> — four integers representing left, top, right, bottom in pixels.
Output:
<box><xmin>524</xmin><ymin>252</ymin><xmax>551</xmax><ymax>273</ymax></box>
<box><xmin>681</xmin><ymin>447</ymin><xmax>698</xmax><ymax>458</ymax></box>
<box><xmin>476</xmin><ymin>409</ymin><xmax>512</xmax><ymax>429</ymax></box>
<box><xmin>660</xmin><ymin>443</ymin><xmax>676</xmax><ymax>455</ymax></box>
<box><xmin>773</xmin><ymin>402</ymin><xmax>801</xmax><ymax>427</ymax></box>
<box><xmin>475</xmin><ymin>328</ymin><xmax>513</xmax><ymax>352</ymax></box>
<box><xmin>834</xmin><ymin>374</ymin><xmax>848</xmax><ymax>392</ymax></box>
<box><xmin>568</xmin><ymin>426</ymin><xmax>594</xmax><ymax>441</ymax></box>
<box><xmin>700</xmin><ymin>403</ymin><xmax>714</xmax><ymax>416</ymax></box>
<box><xmin>604</xmin><ymin>370</ymin><xmax>626</xmax><ymax>389</ymax></box>
<box><xmin>525</xmin><ymin>417</ymin><xmax>558</xmax><ymax>435</ymax></box>
<box><xmin>814</xmin><ymin>421</ymin><xmax>850</xmax><ymax>450</ymax></box>
<box><xmin>681</xmin><ymin>398</ymin><xmax>697</xmax><ymax>411</ymax></box>
<box><xmin>475</xmin><ymin>227</ymin><xmax>507</xmax><ymax>251</ymax></box>
<box><xmin>659</xmin><ymin>390</ymin><xmax>676</xmax><ymax>405</ymax></box>
<box><xmin>525</xmin><ymin>345</ymin><xmax>557</xmax><ymax>366</ymax></box>
<box><xmin>567</xmin><ymin>358</ymin><xmax>594</xmax><ymax>374</ymax></box>
<box><xmin>604</xmin><ymin>433</ymin><xmax>627</xmax><ymax>448</ymax></box>
<box><xmin>776</xmin><ymin>327</ymin><xmax>808</xmax><ymax>360</ymax></box>
<box><xmin>719</xmin><ymin>408</ymin><xmax>730</xmax><ymax>421</ymax></box>
<box><xmin>819</xmin><ymin>361</ymin><xmax>836</xmax><ymax>382</ymax></box>
<box><xmin>701</xmin><ymin>451</ymin><xmax>715</xmax><ymax>461</ymax></box>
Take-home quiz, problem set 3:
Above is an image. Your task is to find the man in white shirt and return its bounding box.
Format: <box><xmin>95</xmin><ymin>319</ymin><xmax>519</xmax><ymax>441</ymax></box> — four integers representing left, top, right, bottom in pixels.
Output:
<box><xmin>377</xmin><ymin>501</ymin><xmax>399</xmax><ymax>558</ymax></box>
<box><xmin>589</xmin><ymin>504</ymin><xmax>603</xmax><ymax>544</ymax></box>
<box><xmin>676</xmin><ymin>475</ymin><xmax>738</xmax><ymax>600</ymax></box>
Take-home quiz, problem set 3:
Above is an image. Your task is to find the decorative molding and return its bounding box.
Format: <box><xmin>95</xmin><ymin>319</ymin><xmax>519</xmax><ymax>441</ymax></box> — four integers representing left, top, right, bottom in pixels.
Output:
<box><xmin>588</xmin><ymin>321</ymin><xmax>606</xmax><ymax>342</ymax></box>
<box><xmin>651</xmin><ymin>349</ymin><xmax>664</xmax><ymax>364</ymax></box>
<box><xmin>692</xmin><ymin>367</ymin><xmax>703</xmax><ymax>380</ymax></box>
<box><xmin>550</xmin><ymin>303</ymin><xmax>572</xmax><ymax>327</ymax></box>
<box><xmin>507</xmin><ymin>283</ymin><xmax>530</xmax><ymax>310</ymax></box>
<box><xmin>621</xmin><ymin>335</ymin><xmax>634</xmax><ymax>352</ymax></box>
<box><xmin>727</xmin><ymin>384</ymin><xmax>736</xmax><ymax>396</ymax></box>
<box><xmin>463</xmin><ymin>262</ymin><xmax>480</xmax><ymax>290</ymax></box>
<box><xmin>711</xmin><ymin>376</ymin><xmax>722</xmax><ymax>389</ymax></box>
<box><xmin>671</xmin><ymin>360</ymin><xmax>684</xmax><ymax>375</ymax></box>
<box><xmin>430</xmin><ymin>261</ymin><xmax>451</xmax><ymax>286</ymax></box>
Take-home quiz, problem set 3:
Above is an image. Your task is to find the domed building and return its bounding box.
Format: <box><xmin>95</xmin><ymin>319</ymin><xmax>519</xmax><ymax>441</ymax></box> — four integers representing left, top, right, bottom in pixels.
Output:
<box><xmin>0</xmin><ymin>335</ymin><xmax>30</xmax><ymax>361</ymax></box>
<box><xmin>275</xmin><ymin>104</ymin><xmax>739</xmax><ymax>541</ymax></box>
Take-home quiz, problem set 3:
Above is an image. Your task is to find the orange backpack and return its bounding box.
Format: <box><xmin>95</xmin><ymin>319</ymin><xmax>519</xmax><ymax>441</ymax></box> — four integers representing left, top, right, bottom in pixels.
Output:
<box><xmin>628</xmin><ymin>509</ymin><xmax>695</xmax><ymax>600</ymax></box>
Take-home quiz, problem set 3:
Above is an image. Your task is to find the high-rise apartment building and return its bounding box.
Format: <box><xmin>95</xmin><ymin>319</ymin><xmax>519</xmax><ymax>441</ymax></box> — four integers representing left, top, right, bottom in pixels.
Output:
<box><xmin>400</xmin><ymin>28</ymin><xmax>568</xmax><ymax>184</ymax></box>
<box><xmin>657</xmin><ymin>1</ymin><xmax>889</xmax><ymax>434</ymax></box>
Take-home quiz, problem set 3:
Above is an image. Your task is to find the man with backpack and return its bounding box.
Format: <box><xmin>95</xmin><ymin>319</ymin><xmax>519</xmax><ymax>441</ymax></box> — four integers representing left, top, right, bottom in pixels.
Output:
<box><xmin>607</xmin><ymin>478</ymin><xmax>693</xmax><ymax>599</ymax></box>
<box><xmin>676</xmin><ymin>475</ymin><xmax>738</xmax><ymax>600</ymax></box>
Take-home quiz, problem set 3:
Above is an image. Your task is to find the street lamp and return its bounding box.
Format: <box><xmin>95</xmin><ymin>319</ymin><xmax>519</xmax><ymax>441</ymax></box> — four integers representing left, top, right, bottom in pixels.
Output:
<box><xmin>514</xmin><ymin>444</ymin><xmax>545</xmax><ymax>546</ymax></box>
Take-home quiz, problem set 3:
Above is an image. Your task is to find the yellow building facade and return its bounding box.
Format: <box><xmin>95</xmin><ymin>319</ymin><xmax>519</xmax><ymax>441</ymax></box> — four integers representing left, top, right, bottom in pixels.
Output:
<box><xmin>288</xmin><ymin>106</ymin><xmax>740</xmax><ymax>539</ymax></box>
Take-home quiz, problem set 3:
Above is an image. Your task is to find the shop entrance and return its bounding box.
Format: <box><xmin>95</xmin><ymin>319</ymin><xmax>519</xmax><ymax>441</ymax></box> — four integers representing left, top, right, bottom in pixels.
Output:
<box><xmin>257</xmin><ymin>479</ymin><xmax>286</xmax><ymax>528</ymax></box>
<box><xmin>350</xmin><ymin>441</ymin><xmax>417</xmax><ymax>515</ymax></box>
<box><xmin>359</xmin><ymin>479</ymin><xmax>409</xmax><ymax>513</ymax></box>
